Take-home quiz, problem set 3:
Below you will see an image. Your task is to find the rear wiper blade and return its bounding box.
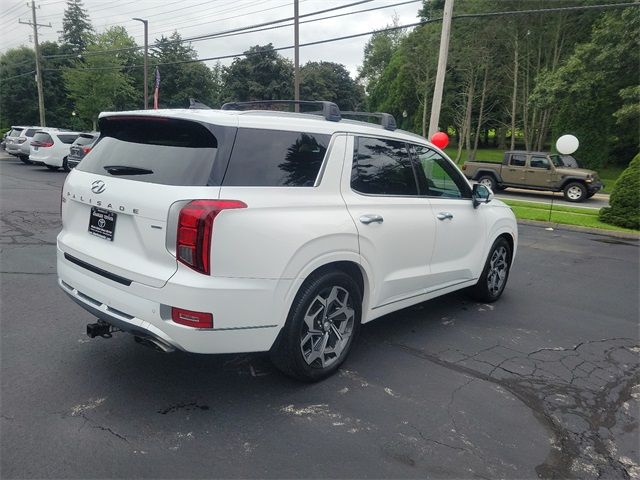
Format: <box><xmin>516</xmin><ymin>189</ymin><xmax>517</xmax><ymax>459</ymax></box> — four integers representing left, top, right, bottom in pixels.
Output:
<box><xmin>103</xmin><ymin>165</ymin><xmax>153</xmax><ymax>176</ymax></box>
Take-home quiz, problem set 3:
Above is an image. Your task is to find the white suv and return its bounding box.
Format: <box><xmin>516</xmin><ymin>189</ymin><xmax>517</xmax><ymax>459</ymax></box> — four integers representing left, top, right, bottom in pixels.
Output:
<box><xmin>30</xmin><ymin>129</ymin><xmax>80</xmax><ymax>171</ymax></box>
<box><xmin>57</xmin><ymin>101</ymin><xmax>517</xmax><ymax>381</ymax></box>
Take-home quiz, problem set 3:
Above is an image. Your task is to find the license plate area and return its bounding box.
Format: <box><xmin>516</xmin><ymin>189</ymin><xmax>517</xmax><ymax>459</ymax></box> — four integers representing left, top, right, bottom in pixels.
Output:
<box><xmin>88</xmin><ymin>207</ymin><xmax>117</xmax><ymax>241</ymax></box>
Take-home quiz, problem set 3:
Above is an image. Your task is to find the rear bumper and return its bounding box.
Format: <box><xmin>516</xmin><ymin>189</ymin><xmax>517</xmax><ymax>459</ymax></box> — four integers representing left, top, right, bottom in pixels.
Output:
<box><xmin>5</xmin><ymin>144</ymin><xmax>21</xmax><ymax>155</ymax></box>
<box><xmin>57</xmin><ymin>246</ymin><xmax>289</xmax><ymax>354</ymax></box>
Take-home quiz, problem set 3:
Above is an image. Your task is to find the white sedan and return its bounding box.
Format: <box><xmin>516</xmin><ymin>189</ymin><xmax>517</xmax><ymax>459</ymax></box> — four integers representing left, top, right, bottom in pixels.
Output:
<box><xmin>30</xmin><ymin>130</ymin><xmax>80</xmax><ymax>172</ymax></box>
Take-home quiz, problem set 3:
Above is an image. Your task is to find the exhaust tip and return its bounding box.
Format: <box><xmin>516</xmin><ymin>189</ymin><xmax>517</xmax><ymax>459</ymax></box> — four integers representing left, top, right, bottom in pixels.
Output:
<box><xmin>134</xmin><ymin>335</ymin><xmax>175</xmax><ymax>353</ymax></box>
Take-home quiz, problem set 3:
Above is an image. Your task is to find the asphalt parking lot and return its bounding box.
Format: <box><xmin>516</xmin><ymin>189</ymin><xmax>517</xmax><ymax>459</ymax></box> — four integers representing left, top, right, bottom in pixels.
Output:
<box><xmin>1</xmin><ymin>152</ymin><xmax>638</xmax><ymax>479</ymax></box>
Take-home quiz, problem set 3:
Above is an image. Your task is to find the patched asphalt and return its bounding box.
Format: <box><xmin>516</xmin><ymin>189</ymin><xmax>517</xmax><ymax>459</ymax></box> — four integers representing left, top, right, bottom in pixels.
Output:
<box><xmin>1</xmin><ymin>153</ymin><xmax>638</xmax><ymax>479</ymax></box>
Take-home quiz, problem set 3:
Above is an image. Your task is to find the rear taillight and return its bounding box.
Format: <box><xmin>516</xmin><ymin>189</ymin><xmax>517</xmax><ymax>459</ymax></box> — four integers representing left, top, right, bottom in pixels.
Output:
<box><xmin>171</xmin><ymin>307</ymin><xmax>213</xmax><ymax>329</ymax></box>
<box><xmin>176</xmin><ymin>199</ymin><xmax>247</xmax><ymax>275</ymax></box>
<box><xmin>17</xmin><ymin>138</ymin><xmax>26</xmax><ymax>144</ymax></box>
<box><xmin>82</xmin><ymin>146</ymin><xmax>92</xmax><ymax>154</ymax></box>
<box><xmin>31</xmin><ymin>141</ymin><xmax>53</xmax><ymax>147</ymax></box>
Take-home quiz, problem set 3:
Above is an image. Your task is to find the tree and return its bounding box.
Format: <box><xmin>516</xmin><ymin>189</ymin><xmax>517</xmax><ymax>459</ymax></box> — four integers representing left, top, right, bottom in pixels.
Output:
<box><xmin>63</xmin><ymin>28</ymin><xmax>137</xmax><ymax>129</ymax></box>
<box><xmin>0</xmin><ymin>47</ymin><xmax>38</xmax><ymax>128</ymax></box>
<box><xmin>223</xmin><ymin>44</ymin><xmax>293</xmax><ymax>102</ymax></box>
<box><xmin>151</xmin><ymin>32</ymin><xmax>217</xmax><ymax>108</ymax></box>
<box><xmin>299</xmin><ymin>61</ymin><xmax>364</xmax><ymax>110</ymax></box>
<box><xmin>531</xmin><ymin>7</ymin><xmax>639</xmax><ymax>168</ymax></box>
<box><xmin>599</xmin><ymin>154</ymin><xmax>639</xmax><ymax>230</ymax></box>
<box><xmin>59</xmin><ymin>0</ymin><xmax>94</xmax><ymax>54</ymax></box>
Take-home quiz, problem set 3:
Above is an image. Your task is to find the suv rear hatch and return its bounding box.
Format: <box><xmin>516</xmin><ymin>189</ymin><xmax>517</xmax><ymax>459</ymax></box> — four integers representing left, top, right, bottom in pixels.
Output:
<box><xmin>59</xmin><ymin>114</ymin><xmax>237</xmax><ymax>288</ymax></box>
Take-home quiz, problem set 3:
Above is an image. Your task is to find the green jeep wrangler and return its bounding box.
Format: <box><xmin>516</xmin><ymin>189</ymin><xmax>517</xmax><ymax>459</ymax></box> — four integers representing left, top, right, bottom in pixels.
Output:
<box><xmin>462</xmin><ymin>151</ymin><xmax>603</xmax><ymax>202</ymax></box>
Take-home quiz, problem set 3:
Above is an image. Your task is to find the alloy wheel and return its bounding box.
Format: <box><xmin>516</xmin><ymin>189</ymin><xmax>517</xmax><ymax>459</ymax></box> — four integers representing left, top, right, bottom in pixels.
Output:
<box><xmin>300</xmin><ymin>285</ymin><xmax>355</xmax><ymax>368</ymax></box>
<box><xmin>487</xmin><ymin>246</ymin><xmax>508</xmax><ymax>296</ymax></box>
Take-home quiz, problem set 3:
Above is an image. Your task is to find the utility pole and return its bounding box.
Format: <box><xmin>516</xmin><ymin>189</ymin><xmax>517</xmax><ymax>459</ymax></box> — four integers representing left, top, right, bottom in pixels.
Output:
<box><xmin>427</xmin><ymin>0</ymin><xmax>454</xmax><ymax>138</ymax></box>
<box><xmin>293</xmin><ymin>0</ymin><xmax>300</xmax><ymax>112</ymax></box>
<box><xmin>132</xmin><ymin>18</ymin><xmax>149</xmax><ymax>109</ymax></box>
<box><xmin>19</xmin><ymin>1</ymin><xmax>51</xmax><ymax>127</ymax></box>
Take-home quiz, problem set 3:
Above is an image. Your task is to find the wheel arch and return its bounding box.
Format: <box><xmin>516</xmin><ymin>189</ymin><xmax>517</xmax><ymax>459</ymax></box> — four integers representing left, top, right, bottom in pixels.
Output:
<box><xmin>474</xmin><ymin>169</ymin><xmax>502</xmax><ymax>183</ymax></box>
<box><xmin>560</xmin><ymin>177</ymin><xmax>587</xmax><ymax>190</ymax></box>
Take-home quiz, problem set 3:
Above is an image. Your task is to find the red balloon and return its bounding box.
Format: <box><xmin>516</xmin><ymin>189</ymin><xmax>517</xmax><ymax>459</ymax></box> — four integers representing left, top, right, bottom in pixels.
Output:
<box><xmin>430</xmin><ymin>131</ymin><xmax>449</xmax><ymax>149</ymax></box>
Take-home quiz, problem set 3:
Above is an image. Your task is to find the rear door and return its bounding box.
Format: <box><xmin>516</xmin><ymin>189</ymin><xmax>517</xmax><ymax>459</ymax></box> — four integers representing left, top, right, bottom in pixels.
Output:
<box><xmin>59</xmin><ymin>115</ymin><xmax>236</xmax><ymax>287</ymax></box>
<box><xmin>341</xmin><ymin>135</ymin><xmax>436</xmax><ymax>308</ymax></box>
<box><xmin>501</xmin><ymin>153</ymin><xmax>527</xmax><ymax>185</ymax></box>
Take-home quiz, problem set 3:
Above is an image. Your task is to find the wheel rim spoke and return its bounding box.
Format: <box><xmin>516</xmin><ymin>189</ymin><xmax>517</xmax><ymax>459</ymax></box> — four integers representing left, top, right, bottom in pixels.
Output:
<box><xmin>300</xmin><ymin>285</ymin><xmax>355</xmax><ymax>368</ymax></box>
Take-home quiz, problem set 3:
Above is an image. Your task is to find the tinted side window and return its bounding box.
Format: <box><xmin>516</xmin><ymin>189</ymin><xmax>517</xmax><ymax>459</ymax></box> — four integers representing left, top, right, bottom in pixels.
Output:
<box><xmin>24</xmin><ymin>129</ymin><xmax>37</xmax><ymax>137</ymax></box>
<box><xmin>510</xmin><ymin>154</ymin><xmax>526</xmax><ymax>167</ymax></box>
<box><xmin>530</xmin><ymin>156</ymin><xmax>549</xmax><ymax>169</ymax></box>
<box><xmin>223</xmin><ymin>129</ymin><xmax>330</xmax><ymax>187</ymax></box>
<box><xmin>412</xmin><ymin>146</ymin><xmax>471</xmax><ymax>199</ymax></box>
<box><xmin>351</xmin><ymin>137</ymin><xmax>418</xmax><ymax>196</ymax></box>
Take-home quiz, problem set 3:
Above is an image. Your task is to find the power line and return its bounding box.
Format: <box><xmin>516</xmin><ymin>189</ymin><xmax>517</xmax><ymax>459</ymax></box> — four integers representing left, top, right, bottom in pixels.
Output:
<box><xmin>43</xmin><ymin>0</ymin><xmax>376</xmax><ymax>59</ymax></box>
<box><xmin>1</xmin><ymin>69</ymin><xmax>36</xmax><ymax>81</ymax></box>
<box><xmin>39</xmin><ymin>1</ymin><xmax>640</xmax><ymax>74</ymax></box>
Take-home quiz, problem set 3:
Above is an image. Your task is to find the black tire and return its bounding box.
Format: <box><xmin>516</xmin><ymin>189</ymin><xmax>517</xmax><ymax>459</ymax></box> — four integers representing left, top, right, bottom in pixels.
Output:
<box><xmin>18</xmin><ymin>155</ymin><xmax>32</xmax><ymax>165</ymax></box>
<box><xmin>62</xmin><ymin>156</ymin><xmax>70</xmax><ymax>172</ymax></box>
<box><xmin>563</xmin><ymin>182</ymin><xmax>587</xmax><ymax>202</ymax></box>
<box><xmin>270</xmin><ymin>269</ymin><xmax>362</xmax><ymax>382</ymax></box>
<box><xmin>477</xmin><ymin>174</ymin><xmax>497</xmax><ymax>191</ymax></box>
<box><xmin>467</xmin><ymin>237</ymin><xmax>512</xmax><ymax>303</ymax></box>
<box><xmin>45</xmin><ymin>165</ymin><xmax>59</xmax><ymax>171</ymax></box>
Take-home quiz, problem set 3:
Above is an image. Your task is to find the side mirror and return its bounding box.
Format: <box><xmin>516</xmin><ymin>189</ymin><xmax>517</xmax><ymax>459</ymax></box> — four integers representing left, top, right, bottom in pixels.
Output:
<box><xmin>472</xmin><ymin>183</ymin><xmax>493</xmax><ymax>208</ymax></box>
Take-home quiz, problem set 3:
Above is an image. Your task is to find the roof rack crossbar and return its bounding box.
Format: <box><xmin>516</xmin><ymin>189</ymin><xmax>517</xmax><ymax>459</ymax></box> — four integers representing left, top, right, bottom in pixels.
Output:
<box><xmin>221</xmin><ymin>100</ymin><xmax>341</xmax><ymax>122</ymax></box>
<box><xmin>341</xmin><ymin>111</ymin><xmax>397</xmax><ymax>131</ymax></box>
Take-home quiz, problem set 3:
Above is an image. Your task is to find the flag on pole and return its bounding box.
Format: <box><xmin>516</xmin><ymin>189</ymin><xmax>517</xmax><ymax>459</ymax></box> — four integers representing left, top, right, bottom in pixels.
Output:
<box><xmin>153</xmin><ymin>67</ymin><xmax>160</xmax><ymax>110</ymax></box>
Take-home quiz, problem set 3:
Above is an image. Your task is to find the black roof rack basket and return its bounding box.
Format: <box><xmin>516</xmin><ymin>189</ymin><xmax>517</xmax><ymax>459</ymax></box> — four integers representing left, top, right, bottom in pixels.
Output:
<box><xmin>221</xmin><ymin>100</ymin><xmax>341</xmax><ymax>122</ymax></box>
<box><xmin>341</xmin><ymin>111</ymin><xmax>397</xmax><ymax>131</ymax></box>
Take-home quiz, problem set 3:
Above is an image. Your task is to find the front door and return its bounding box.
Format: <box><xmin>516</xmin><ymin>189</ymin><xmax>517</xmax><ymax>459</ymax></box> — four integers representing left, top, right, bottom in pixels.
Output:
<box><xmin>411</xmin><ymin>145</ymin><xmax>487</xmax><ymax>287</ymax></box>
<box><xmin>525</xmin><ymin>155</ymin><xmax>555</xmax><ymax>188</ymax></box>
<box><xmin>341</xmin><ymin>135</ymin><xmax>436</xmax><ymax>308</ymax></box>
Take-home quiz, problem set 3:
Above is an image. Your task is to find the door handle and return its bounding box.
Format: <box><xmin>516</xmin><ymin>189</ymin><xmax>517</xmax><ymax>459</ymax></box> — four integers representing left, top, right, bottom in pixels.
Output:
<box><xmin>437</xmin><ymin>212</ymin><xmax>454</xmax><ymax>221</ymax></box>
<box><xmin>359</xmin><ymin>214</ymin><xmax>384</xmax><ymax>224</ymax></box>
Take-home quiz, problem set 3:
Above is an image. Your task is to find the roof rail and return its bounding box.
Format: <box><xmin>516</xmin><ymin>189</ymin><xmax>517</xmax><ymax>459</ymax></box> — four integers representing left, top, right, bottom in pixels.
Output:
<box><xmin>221</xmin><ymin>100</ymin><xmax>341</xmax><ymax>122</ymax></box>
<box><xmin>341</xmin><ymin>111</ymin><xmax>397</xmax><ymax>131</ymax></box>
<box><xmin>189</xmin><ymin>98</ymin><xmax>212</xmax><ymax>109</ymax></box>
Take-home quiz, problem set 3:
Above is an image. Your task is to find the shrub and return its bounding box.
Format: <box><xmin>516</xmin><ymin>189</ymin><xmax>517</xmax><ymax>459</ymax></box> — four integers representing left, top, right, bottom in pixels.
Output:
<box><xmin>599</xmin><ymin>154</ymin><xmax>640</xmax><ymax>230</ymax></box>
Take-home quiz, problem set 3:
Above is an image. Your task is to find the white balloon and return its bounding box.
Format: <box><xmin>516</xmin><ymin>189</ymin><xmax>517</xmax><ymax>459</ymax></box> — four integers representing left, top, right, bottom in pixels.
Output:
<box><xmin>556</xmin><ymin>134</ymin><xmax>579</xmax><ymax>155</ymax></box>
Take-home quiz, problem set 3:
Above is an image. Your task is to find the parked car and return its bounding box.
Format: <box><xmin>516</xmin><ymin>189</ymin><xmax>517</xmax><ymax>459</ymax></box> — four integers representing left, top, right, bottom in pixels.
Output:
<box><xmin>57</xmin><ymin>101</ymin><xmax>517</xmax><ymax>381</ymax></box>
<box><xmin>67</xmin><ymin>132</ymin><xmax>99</xmax><ymax>169</ymax></box>
<box><xmin>30</xmin><ymin>130</ymin><xmax>80</xmax><ymax>171</ymax></box>
<box><xmin>462</xmin><ymin>150</ymin><xmax>603</xmax><ymax>202</ymax></box>
<box><xmin>1</xmin><ymin>131</ymin><xmax>7</xmax><ymax>151</ymax></box>
<box><xmin>4</xmin><ymin>126</ymin><xmax>29</xmax><ymax>163</ymax></box>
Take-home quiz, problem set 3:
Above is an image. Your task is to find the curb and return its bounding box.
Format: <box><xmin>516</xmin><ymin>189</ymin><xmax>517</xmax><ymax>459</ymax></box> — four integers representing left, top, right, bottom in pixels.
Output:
<box><xmin>518</xmin><ymin>219</ymin><xmax>640</xmax><ymax>240</ymax></box>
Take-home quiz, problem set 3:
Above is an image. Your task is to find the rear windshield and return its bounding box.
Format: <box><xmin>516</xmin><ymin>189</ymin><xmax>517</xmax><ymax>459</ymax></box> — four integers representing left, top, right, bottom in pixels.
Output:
<box><xmin>58</xmin><ymin>134</ymin><xmax>79</xmax><ymax>144</ymax></box>
<box><xmin>222</xmin><ymin>128</ymin><xmax>330</xmax><ymax>187</ymax></box>
<box><xmin>73</xmin><ymin>134</ymin><xmax>96</xmax><ymax>146</ymax></box>
<box><xmin>77</xmin><ymin>117</ymin><xmax>219</xmax><ymax>186</ymax></box>
<box><xmin>33</xmin><ymin>132</ymin><xmax>52</xmax><ymax>143</ymax></box>
<box><xmin>9</xmin><ymin>128</ymin><xmax>24</xmax><ymax>136</ymax></box>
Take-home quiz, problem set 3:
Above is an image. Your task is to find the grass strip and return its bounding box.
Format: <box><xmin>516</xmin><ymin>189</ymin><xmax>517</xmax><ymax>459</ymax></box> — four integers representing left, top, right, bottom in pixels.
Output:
<box><xmin>502</xmin><ymin>199</ymin><xmax>638</xmax><ymax>233</ymax></box>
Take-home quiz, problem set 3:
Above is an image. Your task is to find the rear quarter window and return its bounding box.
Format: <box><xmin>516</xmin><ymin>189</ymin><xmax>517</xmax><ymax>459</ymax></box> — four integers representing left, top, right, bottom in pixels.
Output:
<box><xmin>222</xmin><ymin>128</ymin><xmax>330</xmax><ymax>187</ymax></box>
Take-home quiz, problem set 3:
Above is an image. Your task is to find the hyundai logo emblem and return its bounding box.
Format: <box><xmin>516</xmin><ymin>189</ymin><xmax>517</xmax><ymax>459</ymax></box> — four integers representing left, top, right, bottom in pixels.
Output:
<box><xmin>91</xmin><ymin>180</ymin><xmax>106</xmax><ymax>194</ymax></box>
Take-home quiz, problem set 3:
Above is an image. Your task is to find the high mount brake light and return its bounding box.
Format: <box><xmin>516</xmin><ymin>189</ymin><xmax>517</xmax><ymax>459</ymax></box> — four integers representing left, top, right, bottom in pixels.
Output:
<box><xmin>176</xmin><ymin>200</ymin><xmax>247</xmax><ymax>275</ymax></box>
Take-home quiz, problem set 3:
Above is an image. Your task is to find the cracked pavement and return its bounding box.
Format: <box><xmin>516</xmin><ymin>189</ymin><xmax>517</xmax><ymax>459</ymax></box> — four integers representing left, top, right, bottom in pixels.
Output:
<box><xmin>1</xmin><ymin>153</ymin><xmax>638</xmax><ymax>478</ymax></box>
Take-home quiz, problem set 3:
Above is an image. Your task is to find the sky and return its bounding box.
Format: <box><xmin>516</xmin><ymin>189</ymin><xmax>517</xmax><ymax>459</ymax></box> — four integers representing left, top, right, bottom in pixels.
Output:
<box><xmin>1</xmin><ymin>0</ymin><xmax>424</xmax><ymax>77</ymax></box>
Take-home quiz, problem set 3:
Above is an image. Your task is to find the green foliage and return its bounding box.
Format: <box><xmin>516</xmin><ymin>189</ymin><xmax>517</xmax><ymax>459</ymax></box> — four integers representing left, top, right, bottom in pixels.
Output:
<box><xmin>300</xmin><ymin>61</ymin><xmax>364</xmax><ymax>110</ymax></box>
<box><xmin>151</xmin><ymin>32</ymin><xmax>217</xmax><ymax>108</ymax></box>
<box><xmin>358</xmin><ymin>19</ymin><xmax>406</xmax><ymax>97</ymax></box>
<box><xmin>599</xmin><ymin>154</ymin><xmax>640</xmax><ymax>230</ymax></box>
<box><xmin>0</xmin><ymin>47</ymin><xmax>37</xmax><ymax>128</ymax></box>
<box><xmin>533</xmin><ymin>7</ymin><xmax>639</xmax><ymax>169</ymax></box>
<box><xmin>224</xmin><ymin>44</ymin><xmax>293</xmax><ymax>102</ymax></box>
<box><xmin>63</xmin><ymin>28</ymin><xmax>137</xmax><ymax>129</ymax></box>
<box><xmin>59</xmin><ymin>0</ymin><xmax>94</xmax><ymax>54</ymax></box>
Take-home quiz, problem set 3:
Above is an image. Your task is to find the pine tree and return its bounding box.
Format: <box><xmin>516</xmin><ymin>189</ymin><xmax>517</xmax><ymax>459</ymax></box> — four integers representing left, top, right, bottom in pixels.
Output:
<box><xmin>59</xmin><ymin>0</ymin><xmax>94</xmax><ymax>54</ymax></box>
